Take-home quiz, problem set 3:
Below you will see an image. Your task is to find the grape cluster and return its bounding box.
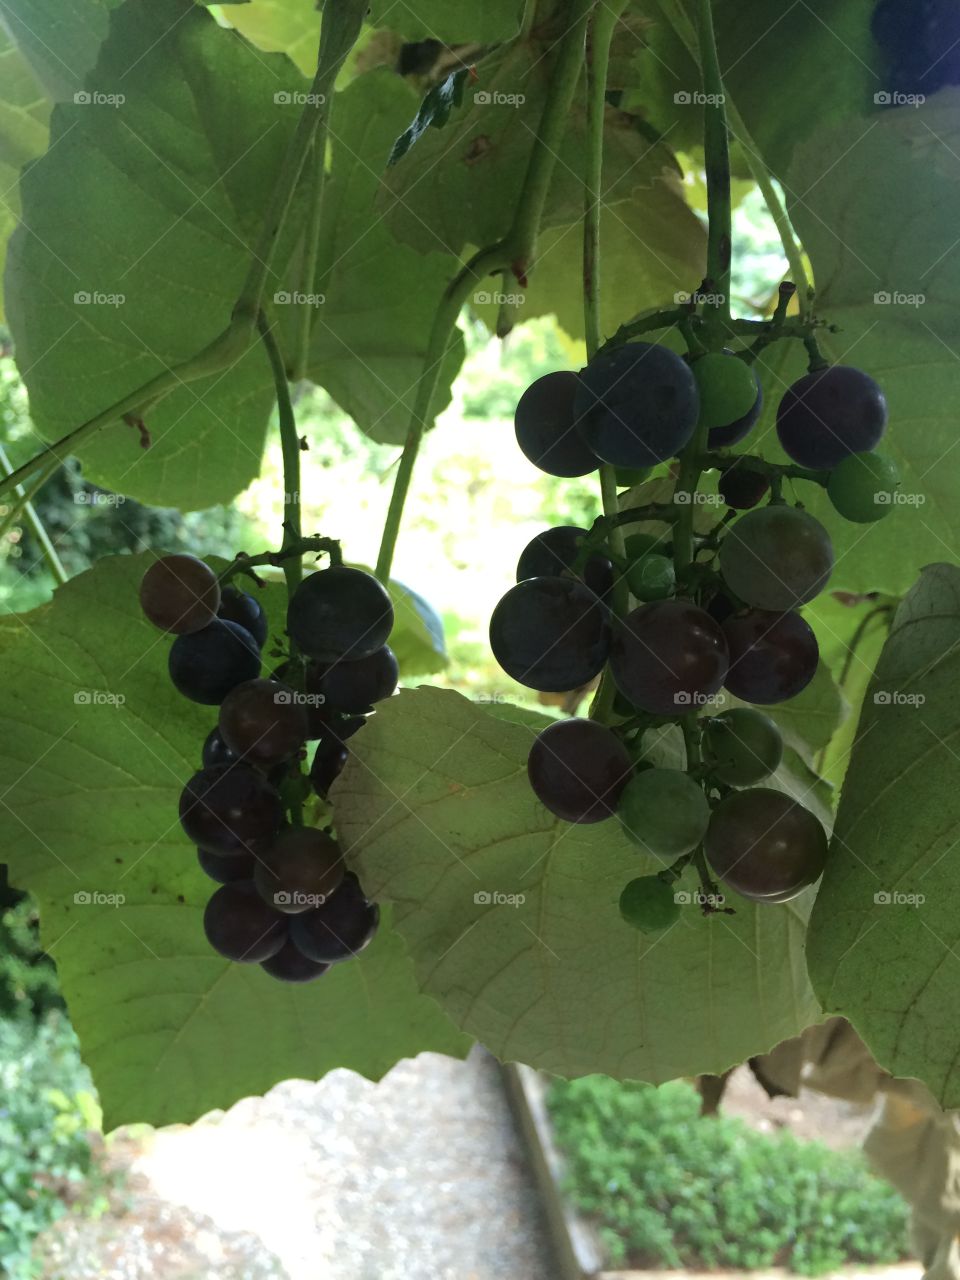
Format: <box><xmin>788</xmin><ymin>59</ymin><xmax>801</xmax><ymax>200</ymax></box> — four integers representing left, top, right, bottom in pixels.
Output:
<box><xmin>499</xmin><ymin>344</ymin><xmax>894</xmax><ymax>927</ymax></box>
<box><xmin>139</xmin><ymin>555</ymin><xmax>395</xmax><ymax>980</ymax></box>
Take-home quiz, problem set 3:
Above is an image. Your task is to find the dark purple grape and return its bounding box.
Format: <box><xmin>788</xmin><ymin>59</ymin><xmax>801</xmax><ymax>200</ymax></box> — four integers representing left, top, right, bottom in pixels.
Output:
<box><xmin>719</xmin><ymin>505</ymin><xmax>833</xmax><ymax>611</ymax></box>
<box><xmin>574</xmin><ymin>343</ymin><xmax>700</xmax><ymax>467</ymax></box>
<box><xmin>218</xmin><ymin>584</ymin><xmax>268</xmax><ymax>647</ymax></box>
<box><xmin>203</xmin><ymin>881</ymin><xmax>286</xmax><ymax>962</ymax></box>
<box><xmin>201</xmin><ymin>728</ymin><xmax>239</xmax><ymax>770</ymax></box>
<box><xmin>489</xmin><ymin>577</ymin><xmax>609</xmax><ymax>693</ymax></box>
<box><xmin>609</xmin><ymin>601</ymin><xmax>728</xmax><ymax>716</ymax></box>
<box><xmin>254</xmin><ymin>826</ymin><xmax>345</xmax><ymax>914</ymax></box>
<box><xmin>527</xmin><ymin>718</ymin><xmax>632</xmax><ymax>824</ymax></box>
<box><xmin>290</xmin><ymin>872</ymin><xmax>380</xmax><ymax>963</ymax></box>
<box><xmin>197</xmin><ymin>846</ymin><xmax>256</xmax><ymax>884</ymax></box>
<box><xmin>260</xmin><ymin>938</ymin><xmax>330</xmax><ymax>983</ymax></box>
<box><xmin>218</xmin><ymin>678</ymin><xmax>310</xmax><ymax>766</ymax></box>
<box><xmin>704</xmin><ymin>788</ymin><xmax>828</xmax><ymax>902</ymax></box>
<box><xmin>314</xmin><ymin>646</ymin><xmax>399</xmax><ymax>714</ymax></box>
<box><xmin>516</xmin><ymin>526</ymin><xmax>614</xmax><ymax>597</ymax></box>
<box><xmin>310</xmin><ymin>737</ymin><xmax>350</xmax><ymax>796</ymax></box>
<box><xmin>287</xmin><ymin>567</ymin><xmax>394</xmax><ymax>662</ymax></box>
<box><xmin>777</xmin><ymin>366</ymin><xmax>887</xmax><ymax>469</ymax></box>
<box><xmin>723</xmin><ymin>609</ymin><xmax>819</xmax><ymax>705</ymax></box>
<box><xmin>169</xmin><ymin>619</ymin><xmax>261</xmax><ymax>705</ymax></box>
<box><xmin>179</xmin><ymin>764</ymin><xmax>283</xmax><ymax>857</ymax></box>
<box><xmin>514</xmin><ymin>371</ymin><xmax>599</xmax><ymax>477</ymax></box>
<box><xmin>139</xmin><ymin>554</ymin><xmax>220</xmax><ymax>635</ymax></box>
<box><xmin>717</xmin><ymin>465</ymin><xmax>770</xmax><ymax>510</ymax></box>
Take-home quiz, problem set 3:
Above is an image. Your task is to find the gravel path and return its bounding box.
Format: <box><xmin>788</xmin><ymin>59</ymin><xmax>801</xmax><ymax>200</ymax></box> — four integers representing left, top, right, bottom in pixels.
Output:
<box><xmin>35</xmin><ymin>1047</ymin><xmax>558</xmax><ymax>1280</ymax></box>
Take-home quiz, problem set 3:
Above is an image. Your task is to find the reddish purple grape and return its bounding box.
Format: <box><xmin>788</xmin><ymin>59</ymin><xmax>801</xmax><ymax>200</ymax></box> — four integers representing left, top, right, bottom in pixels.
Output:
<box><xmin>527</xmin><ymin>719</ymin><xmax>632</xmax><ymax>824</ymax></box>
<box><xmin>489</xmin><ymin>577</ymin><xmax>609</xmax><ymax>693</ymax></box>
<box><xmin>260</xmin><ymin>938</ymin><xmax>331</xmax><ymax>983</ymax></box>
<box><xmin>314</xmin><ymin>646</ymin><xmax>399</xmax><ymax>713</ymax></box>
<box><xmin>179</xmin><ymin>764</ymin><xmax>283</xmax><ymax>857</ymax></box>
<box><xmin>514</xmin><ymin>371</ymin><xmax>599</xmax><ymax>477</ymax></box>
<box><xmin>218</xmin><ymin>584</ymin><xmax>268</xmax><ymax>647</ymax></box>
<box><xmin>723</xmin><ymin>609</ymin><xmax>819</xmax><ymax>705</ymax></box>
<box><xmin>169</xmin><ymin>619</ymin><xmax>261</xmax><ymax>705</ymax></box>
<box><xmin>139</xmin><ymin>554</ymin><xmax>220</xmax><ymax>635</ymax></box>
<box><xmin>777</xmin><ymin>366</ymin><xmax>887</xmax><ymax>469</ymax></box>
<box><xmin>704</xmin><ymin>788</ymin><xmax>828</xmax><ymax>903</ymax></box>
<box><xmin>201</xmin><ymin>728</ymin><xmax>238</xmax><ymax>770</ymax></box>
<box><xmin>717</xmin><ymin>465</ymin><xmax>770</xmax><ymax>510</ymax></box>
<box><xmin>218</xmin><ymin>677</ymin><xmax>310</xmax><ymax>766</ymax></box>
<box><xmin>609</xmin><ymin>601</ymin><xmax>728</xmax><ymax>716</ymax></box>
<box><xmin>310</xmin><ymin>737</ymin><xmax>349</xmax><ymax>797</ymax></box>
<box><xmin>203</xmin><ymin>881</ymin><xmax>287</xmax><ymax>962</ymax></box>
<box><xmin>253</xmin><ymin>826</ymin><xmax>345</xmax><ymax>914</ymax></box>
<box><xmin>197</xmin><ymin>847</ymin><xmax>256</xmax><ymax>884</ymax></box>
<box><xmin>516</xmin><ymin>526</ymin><xmax>614</xmax><ymax>597</ymax></box>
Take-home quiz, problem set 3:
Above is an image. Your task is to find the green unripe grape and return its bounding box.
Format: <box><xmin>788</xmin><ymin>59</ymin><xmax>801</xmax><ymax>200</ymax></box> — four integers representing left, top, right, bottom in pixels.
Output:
<box><xmin>618</xmin><ymin>767</ymin><xmax>710</xmax><ymax>856</ymax></box>
<box><xmin>827</xmin><ymin>452</ymin><xmax>900</xmax><ymax>523</ymax></box>
<box><xmin>703</xmin><ymin>709</ymin><xmax>783</xmax><ymax>786</ymax></box>
<box><xmin>692</xmin><ymin>352</ymin><xmax>759</xmax><ymax>431</ymax></box>
<box><xmin>626</xmin><ymin>552</ymin><xmax>675</xmax><ymax>602</ymax></box>
<box><xmin>616</xmin><ymin>465</ymin><xmax>653</xmax><ymax>488</ymax></box>
<box><xmin>619</xmin><ymin>875</ymin><xmax>681</xmax><ymax>933</ymax></box>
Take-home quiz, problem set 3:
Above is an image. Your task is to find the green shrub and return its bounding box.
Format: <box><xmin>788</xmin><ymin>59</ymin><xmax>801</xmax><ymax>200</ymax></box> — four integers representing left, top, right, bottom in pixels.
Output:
<box><xmin>547</xmin><ymin>1075</ymin><xmax>910</xmax><ymax>1276</ymax></box>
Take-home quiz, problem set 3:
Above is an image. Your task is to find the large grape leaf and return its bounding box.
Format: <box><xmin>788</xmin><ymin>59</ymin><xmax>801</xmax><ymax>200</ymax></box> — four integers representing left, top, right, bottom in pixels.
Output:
<box><xmin>299</xmin><ymin>69</ymin><xmax>464</xmax><ymax>445</ymax></box>
<box><xmin>0</xmin><ymin>0</ymin><xmax>120</xmax><ymax>101</ymax></box>
<box><xmin>335</xmin><ymin>686</ymin><xmax>823</xmax><ymax>1082</ymax></box>
<box><xmin>219</xmin><ymin>0</ymin><xmax>320</xmax><ymax>73</ymax></box>
<box><xmin>807</xmin><ymin>564</ymin><xmax>960</xmax><ymax>1107</ymax></box>
<box><xmin>380</xmin><ymin>38</ymin><xmax>687</xmax><ymax>260</ymax></box>
<box><xmin>0</xmin><ymin>28</ymin><xmax>50</xmax><ymax>319</ymax></box>
<box><xmin>737</xmin><ymin>94</ymin><xmax>960</xmax><ymax>595</ymax></box>
<box><xmin>5</xmin><ymin>0</ymin><xmax>301</xmax><ymax>509</ymax></box>
<box><xmin>0</xmin><ymin>554</ymin><xmax>469</xmax><ymax>1128</ymax></box>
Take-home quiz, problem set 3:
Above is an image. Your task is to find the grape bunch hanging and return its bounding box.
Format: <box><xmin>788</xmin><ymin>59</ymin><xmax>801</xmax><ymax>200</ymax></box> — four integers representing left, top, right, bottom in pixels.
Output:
<box><xmin>139</xmin><ymin>554</ymin><xmax>398</xmax><ymax>980</ymax></box>
<box><xmin>495</xmin><ymin>328</ymin><xmax>894</xmax><ymax>934</ymax></box>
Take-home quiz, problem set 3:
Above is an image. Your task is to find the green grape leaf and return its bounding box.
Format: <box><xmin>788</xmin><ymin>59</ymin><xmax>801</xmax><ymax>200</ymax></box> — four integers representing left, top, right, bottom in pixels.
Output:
<box><xmin>299</xmin><ymin>69</ymin><xmax>465</xmax><ymax>445</ymax></box>
<box><xmin>0</xmin><ymin>554</ymin><xmax>469</xmax><ymax>1128</ymax></box>
<box><xmin>0</xmin><ymin>0</ymin><xmax>120</xmax><ymax>101</ymax></box>
<box><xmin>220</xmin><ymin>0</ymin><xmax>321</xmax><ymax>74</ymax></box>
<box><xmin>807</xmin><ymin>563</ymin><xmax>960</xmax><ymax>1107</ymax></box>
<box><xmin>335</xmin><ymin>687</ymin><xmax>822</xmax><ymax>1082</ymax></box>
<box><xmin>388</xmin><ymin>579</ymin><xmax>448</xmax><ymax>677</ymax></box>
<box><xmin>389</xmin><ymin>68</ymin><xmax>469</xmax><ymax>165</ymax></box>
<box><xmin>380</xmin><ymin>40</ymin><xmax>688</xmax><ymax>260</ymax></box>
<box><xmin>472</xmin><ymin>181</ymin><xmax>707</xmax><ymax>340</ymax></box>
<box><xmin>740</xmin><ymin>95</ymin><xmax>960</xmax><ymax>594</ymax></box>
<box><xmin>0</xmin><ymin>28</ymin><xmax>50</xmax><ymax>319</ymax></box>
<box><xmin>366</xmin><ymin>0</ymin><xmax>521</xmax><ymax>43</ymax></box>
<box><xmin>6</xmin><ymin>0</ymin><xmax>306</xmax><ymax>509</ymax></box>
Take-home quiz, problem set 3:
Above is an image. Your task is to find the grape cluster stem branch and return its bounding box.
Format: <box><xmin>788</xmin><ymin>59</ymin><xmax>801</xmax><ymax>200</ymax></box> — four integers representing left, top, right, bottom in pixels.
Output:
<box><xmin>0</xmin><ymin>447</ymin><xmax>66</xmax><ymax>584</ymax></box>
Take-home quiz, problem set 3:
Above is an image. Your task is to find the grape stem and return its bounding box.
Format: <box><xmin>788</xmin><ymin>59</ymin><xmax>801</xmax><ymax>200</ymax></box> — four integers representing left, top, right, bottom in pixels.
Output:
<box><xmin>373</xmin><ymin>0</ymin><xmax>597</xmax><ymax>585</ymax></box>
<box><xmin>0</xmin><ymin>447</ymin><xmax>67</xmax><ymax>584</ymax></box>
<box><xmin>217</xmin><ymin>536</ymin><xmax>342</xmax><ymax>586</ymax></box>
<box><xmin>697</xmin><ymin>451</ymin><xmax>829</xmax><ymax>488</ymax></box>
<box><xmin>0</xmin><ymin>3</ymin><xmax>369</xmax><ymax>505</ymax></box>
<box><xmin>583</xmin><ymin>0</ymin><xmax>630</xmax><ymax>726</ymax></box>
<box><xmin>257</xmin><ymin>314</ymin><xmax>304</xmax><ymax>598</ymax></box>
